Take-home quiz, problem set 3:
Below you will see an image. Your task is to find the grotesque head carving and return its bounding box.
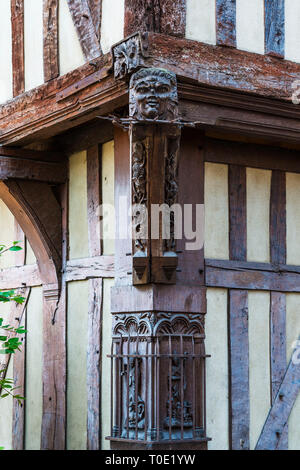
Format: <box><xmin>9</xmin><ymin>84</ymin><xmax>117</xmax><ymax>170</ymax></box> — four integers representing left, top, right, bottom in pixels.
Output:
<box><xmin>130</xmin><ymin>68</ymin><xmax>178</xmax><ymax>121</ymax></box>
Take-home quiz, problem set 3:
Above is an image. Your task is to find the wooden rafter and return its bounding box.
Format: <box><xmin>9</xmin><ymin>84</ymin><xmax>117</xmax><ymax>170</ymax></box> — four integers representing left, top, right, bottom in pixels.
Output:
<box><xmin>66</xmin><ymin>0</ymin><xmax>101</xmax><ymax>61</ymax></box>
<box><xmin>0</xmin><ymin>156</ymin><xmax>67</xmax><ymax>183</ymax></box>
<box><xmin>43</xmin><ymin>0</ymin><xmax>59</xmax><ymax>82</ymax></box>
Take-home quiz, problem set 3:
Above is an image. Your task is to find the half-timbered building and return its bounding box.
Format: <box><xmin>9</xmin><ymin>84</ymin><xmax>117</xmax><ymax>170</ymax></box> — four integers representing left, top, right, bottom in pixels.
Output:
<box><xmin>0</xmin><ymin>0</ymin><xmax>300</xmax><ymax>451</ymax></box>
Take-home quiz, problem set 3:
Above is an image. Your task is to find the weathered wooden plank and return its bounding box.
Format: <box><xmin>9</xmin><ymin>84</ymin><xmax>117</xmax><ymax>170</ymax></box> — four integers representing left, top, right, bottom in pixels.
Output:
<box><xmin>11</xmin><ymin>0</ymin><xmax>25</xmax><ymax>97</ymax></box>
<box><xmin>43</xmin><ymin>0</ymin><xmax>59</xmax><ymax>82</ymax></box>
<box><xmin>255</xmin><ymin>352</ymin><xmax>300</xmax><ymax>450</ymax></box>
<box><xmin>216</xmin><ymin>0</ymin><xmax>236</xmax><ymax>47</ymax></box>
<box><xmin>0</xmin><ymin>157</ymin><xmax>67</xmax><ymax>183</ymax></box>
<box><xmin>228</xmin><ymin>290</ymin><xmax>250</xmax><ymax>450</ymax></box>
<box><xmin>87</xmin><ymin>278</ymin><xmax>103</xmax><ymax>450</ymax></box>
<box><xmin>270</xmin><ymin>292</ymin><xmax>288</xmax><ymax>450</ymax></box>
<box><xmin>87</xmin><ymin>0</ymin><xmax>102</xmax><ymax>40</ymax></box>
<box><xmin>66</xmin><ymin>0</ymin><xmax>101</xmax><ymax>60</ymax></box>
<box><xmin>12</xmin><ymin>288</ymin><xmax>31</xmax><ymax>450</ymax></box>
<box><xmin>177</xmin><ymin>128</ymin><xmax>204</xmax><ymax>285</ymax></box>
<box><xmin>124</xmin><ymin>0</ymin><xmax>186</xmax><ymax>37</ymax></box>
<box><xmin>206</xmin><ymin>265</ymin><xmax>300</xmax><ymax>292</ymax></box>
<box><xmin>265</xmin><ymin>0</ymin><xmax>284</xmax><ymax>58</ymax></box>
<box><xmin>87</xmin><ymin>145</ymin><xmax>102</xmax><ymax>257</ymax></box>
<box><xmin>229</xmin><ymin>165</ymin><xmax>246</xmax><ymax>261</ymax></box>
<box><xmin>270</xmin><ymin>171</ymin><xmax>286</xmax><ymax>265</ymax></box>
<box><xmin>0</xmin><ymin>147</ymin><xmax>65</xmax><ymax>162</ymax></box>
<box><xmin>205</xmin><ymin>139</ymin><xmax>300</xmax><ymax>174</ymax></box>
<box><xmin>0</xmin><ymin>264</ymin><xmax>41</xmax><ymax>290</ymax></box>
<box><xmin>64</xmin><ymin>256</ymin><xmax>115</xmax><ymax>281</ymax></box>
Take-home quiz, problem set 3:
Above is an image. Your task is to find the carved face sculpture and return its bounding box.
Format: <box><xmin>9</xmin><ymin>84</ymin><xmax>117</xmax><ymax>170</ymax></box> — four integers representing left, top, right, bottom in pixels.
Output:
<box><xmin>130</xmin><ymin>68</ymin><xmax>178</xmax><ymax>120</ymax></box>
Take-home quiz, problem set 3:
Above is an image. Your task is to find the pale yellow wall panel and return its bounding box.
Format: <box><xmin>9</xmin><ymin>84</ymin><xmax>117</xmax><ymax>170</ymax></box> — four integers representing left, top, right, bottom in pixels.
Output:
<box><xmin>204</xmin><ymin>163</ymin><xmax>229</xmax><ymax>260</ymax></box>
<box><xmin>186</xmin><ymin>0</ymin><xmax>216</xmax><ymax>45</ymax></box>
<box><xmin>59</xmin><ymin>0</ymin><xmax>86</xmax><ymax>75</ymax></box>
<box><xmin>25</xmin><ymin>238</ymin><xmax>36</xmax><ymax>265</ymax></box>
<box><xmin>0</xmin><ymin>0</ymin><xmax>12</xmax><ymax>103</ymax></box>
<box><xmin>286</xmin><ymin>294</ymin><xmax>300</xmax><ymax>450</ymax></box>
<box><xmin>69</xmin><ymin>151</ymin><xmax>89</xmax><ymax>259</ymax></box>
<box><xmin>101</xmin><ymin>0</ymin><xmax>124</xmax><ymax>54</ymax></box>
<box><xmin>247</xmin><ymin>168</ymin><xmax>271</xmax><ymax>263</ymax></box>
<box><xmin>102</xmin><ymin>141</ymin><xmax>115</xmax><ymax>255</ymax></box>
<box><xmin>248</xmin><ymin>291</ymin><xmax>270</xmax><ymax>449</ymax></box>
<box><xmin>25</xmin><ymin>286</ymin><xmax>43</xmax><ymax>450</ymax></box>
<box><xmin>24</xmin><ymin>0</ymin><xmax>44</xmax><ymax>90</ymax></box>
<box><xmin>236</xmin><ymin>0</ymin><xmax>264</xmax><ymax>54</ymax></box>
<box><xmin>0</xmin><ymin>360</ymin><xmax>13</xmax><ymax>450</ymax></box>
<box><xmin>67</xmin><ymin>281</ymin><xmax>89</xmax><ymax>450</ymax></box>
<box><xmin>286</xmin><ymin>173</ymin><xmax>300</xmax><ymax>265</ymax></box>
<box><xmin>0</xmin><ymin>200</ymin><xmax>17</xmax><ymax>269</ymax></box>
<box><xmin>206</xmin><ymin>288</ymin><xmax>229</xmax><ymax>450</ymax></box>
<box><xmin>101</xmin><ymin>278</ymin><xmax>113</xmax><ymax>449</ymax></box>
<box><xmin>285</xmin><ymin>0</ymin><xmax>300</xmax><ymax>63</ymax></box>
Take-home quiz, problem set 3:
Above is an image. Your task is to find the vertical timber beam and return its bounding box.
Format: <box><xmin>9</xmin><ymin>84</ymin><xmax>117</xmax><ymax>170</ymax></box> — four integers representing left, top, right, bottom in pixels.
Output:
<box><xmin>11</xmin><ymin>0</ymin><xmax>25</xmax><ymax>97</ymax></box>
<box><xmin>265</xmin><ymin>0</ymin><xmax>285</xmax><ymax>58</ymax></box>
<box><xmin>269</xmin><ymin>170</ymin><xmax>287</xmax><ymax>449</ymax></box>
<box><xmin>87</xmin><ymin>0</ymin><xmax>102</xmax><ymax>41</ymax></box>
<box><xmin>228</xmin><ymin>290</ymin><xmax>250</xmax><ymax>450</ymax></box>
<box><xmin>124</xmin><ymin>0</ymin><xmax>186</xmax><ymax>38</ymax></box>
<box><xmin>216</xmin><ymin>0</ymin><xmax>236</xmax><ymax>48</ymax></box>
<box><xmin>86</xmin><ymin>145</ymin><xmax>103</xmax><ymax>450</ymax></box>
<box><xmin>43</xmin><ymin>0</ymin><xmax>59</xmax><ymax>82</ymax></box>
<box><xmin>228</xmin><ymin>164</ymin><xmax>249</xmax><ymax>449</ymax></box>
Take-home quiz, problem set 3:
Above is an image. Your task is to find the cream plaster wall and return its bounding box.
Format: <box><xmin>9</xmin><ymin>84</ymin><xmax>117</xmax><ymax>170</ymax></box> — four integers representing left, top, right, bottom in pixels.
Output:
<box><xmin>204</xmin><ymin>163</ymin><xmax>229</xmax><ymax>260</ymax></box>
<box><xmin>59</xmin><ymin>0</ymin><xmax>86</xmax><ymax>75</ymax></box>
<box><xmin>285</xmin><ymin>0</ymin><xmax>300</xmax><ymax>63</ymax></box>
<box><xmin>69</xmin><ymin>151</ymin><xmax>89</xmax><ymax>259</ymax></box>
<box><xmin>0</xmin><ymin>0</ymin><xmax>12</xmax><ymax>104</ymax></box>
<box><xmin>100</xmin><ymin>0</ymin><xmax>125</xmax><ymax>54</ymax></box>
<box><xmin>186</xmin><ymin>0</ymin><xmax>216</xmax><ymax>45</ymax></box>
<box><xmin>248</xmin><ymin>291</ymin><xmax>270</xmax><ymax>449</ymax></box>
<box><xmin>286</xmin><ymin>173</ymin><xmax>300</xmax><ymax>265</ymax></box>
<box><xmin>102</xmin><ymin>141</ymin><xmax>115</xmax><ymax>255</ymax></box>
<box><xmin>25</xmin><ymin>286</ymin><xmax>43</xmax><ymax>450</ymax></box>
<box><xmin>24</xmin><ymin>0</ymin><xmax>44</xmax><ymax>91</ymax></box>
<box><xmin>206</xmin><ymin>288</ymin><xmax>229</xmax><ymax>450</ymax></box>
<box><xmin>67</xmin><ymin>280</ymin><xmax>89</xmax><ymax>450</ymax></box>
<box><xmin>0</xmin><ymin>300</ymin><xmax>13</xmax><ymax>450</ymax></box>
<box><xmin>236</xmin><ymin>0</ymin><xmax>264</xmax><ymax>55</ymax></box>
<box><xmin>247</xmin><ymin>168</ymin><xmax>271</xmax><ymax>263</ymax></box>
<box><xmin>0</xmin><ymin>200</ymin><xmax>17</xmax><ymax>269</ymax></box>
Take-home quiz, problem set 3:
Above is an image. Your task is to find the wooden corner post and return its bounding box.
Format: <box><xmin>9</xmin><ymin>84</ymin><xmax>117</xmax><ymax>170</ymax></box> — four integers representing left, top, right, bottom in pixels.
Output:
<box><xmin>109</xmin><ymin>41</ymin><xmax>207</xmax><ymax>450</ymax></box>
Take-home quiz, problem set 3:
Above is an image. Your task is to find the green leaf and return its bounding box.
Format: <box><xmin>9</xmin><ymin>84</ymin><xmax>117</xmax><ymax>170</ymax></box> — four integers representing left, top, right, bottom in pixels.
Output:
<box><xmin>8</xmin><ymin>246</ymin><xmax>22</xmax><ymax>252</ymax></box>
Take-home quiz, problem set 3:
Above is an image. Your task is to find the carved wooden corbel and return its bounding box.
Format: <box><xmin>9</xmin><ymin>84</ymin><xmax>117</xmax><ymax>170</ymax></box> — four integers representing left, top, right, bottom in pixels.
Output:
<box><xmin>129</xmin><ymin>67</ymin><xmax>181</xmax><ymax>285</ymax></box>
<box><xmin>112</xmin><ymin>32</ymin><xmax>149</xmax><ymax>80</ymax></box>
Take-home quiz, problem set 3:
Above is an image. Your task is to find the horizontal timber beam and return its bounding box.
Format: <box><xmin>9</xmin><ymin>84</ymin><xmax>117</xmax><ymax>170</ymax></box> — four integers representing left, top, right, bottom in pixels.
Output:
<box><xmin>205</xmin><ymin>259</ymin><xmax>300</xmax><ymax>292</ymax></box>
<box><xmin>1</xmin><ymin>33</ymin><xmax>300</xmax><ymax>145</ymax></box>
<box><xmin>0</xmin><ymin>156</ymin><xmax>67</xmax><ymax>183</ymax></box>
<box><xmin>0</xmin><ymin>264</ymin><xmax>41</xmax><ymax>290</ymax></box>
<box><xmin>64</xmin><ymin>256</ymin><xmax>115</xmax><ymax>281</ymax></box>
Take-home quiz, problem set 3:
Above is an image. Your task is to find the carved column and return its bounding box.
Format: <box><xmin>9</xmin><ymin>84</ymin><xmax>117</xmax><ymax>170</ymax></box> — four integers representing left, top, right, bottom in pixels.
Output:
<box><xmin>109</xmin><ymin>46</ymin><xmax>208</xmax><ymax>450</ymax></box>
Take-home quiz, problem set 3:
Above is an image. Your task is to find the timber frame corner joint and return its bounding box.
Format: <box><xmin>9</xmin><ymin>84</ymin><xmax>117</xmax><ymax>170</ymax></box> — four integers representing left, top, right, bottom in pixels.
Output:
<box><xmin>113</xmin><ymin>34</ymin><xmax>182</xmax><ymax>286</ymax></box>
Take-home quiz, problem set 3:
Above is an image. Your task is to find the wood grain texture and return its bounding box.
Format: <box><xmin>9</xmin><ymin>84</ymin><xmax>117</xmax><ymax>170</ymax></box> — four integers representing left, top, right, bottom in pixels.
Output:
<box><xmin>43</xmin><ymin>0</ymin><xmax>59</xmax><ymax>82</ymax></box>
<box><xmin>270</xmin><ymin>292</ymin><xmax>288</xmax><ymax>450</ymax></box>
<box><xmin>64</xmin><ymin>256</ymin><xmax>115</xmax><ymax>281</ymax></box>
<box><xmin>228</xmin><ymin>289</ymin><xmax>250</xmax><ymax>450</ymax></box>
<box><xmin>66</xmin><ymin>0</ymin><xmax>101</xmax><ymax>60</ymax></box>
<box><xmin>87</xmin><ymin>0</ymin><xmax>102</xmax><ymax>40</ymax></box>
<box><xmin>229</xmin><ymin>165</ymin><xmax>246</xmax><ymax>261</ymax></box>
<box><xmin>124</xmin><ymin>0</ymin><xmax>186</xmax><ymax>37</ymax></box>
<box><xmin>270</xmin><ymin>171</ymin><xmax>286</xmax><ymax>265</ymax></box>
<box><xmin>216</xmin><ymin>0</ymin><xmax>236</xmax><ymax>47</ymax></box>
<box><xmin>255</xmin><ymin>353</ymin><xmax>300</xmax><ymax>450</ymax></box>
<box><xmin>87</xmin><ymin>278</ymin><xmax>103</xmax><ymax>450</ymax></box>
<box><xmin>87</xmin><ymin>145</ymin><xmax>102</xmax><ymax>257</ymax></box>
<box><xmin>0</xmin><ymin>157</ymin><xmax>67</xmax><ymax>183</ymax></box>
<box><xmin>177</xmin><ymin>128</ymin><xmax>204</xmax><ymax>285</ymax></box>
<box><xmin>0</xmin><ymin>264</ymin><xmax>41</xmax><ymax>290</ymax></box>
<box><xmin>265</xmin><ymin>0</ymin><xmax>284</xmax><ymax>58</ymax></box>
<box><xmin>11</xmin><ymin>0</ymin><xmax>25</xmax><ymax>97</ymax></box>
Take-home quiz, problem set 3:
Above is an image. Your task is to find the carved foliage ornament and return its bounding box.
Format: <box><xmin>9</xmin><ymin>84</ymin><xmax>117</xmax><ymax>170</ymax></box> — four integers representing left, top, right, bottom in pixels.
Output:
<box><xmin>129</xmin><ymin>68</ymin><xmax>178</xmax><ymax>121</ymax></box>
<box><xmin>113</xmin><ymin>33</ymin><xmax>148</xmax><ymax>80</ymax></box>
